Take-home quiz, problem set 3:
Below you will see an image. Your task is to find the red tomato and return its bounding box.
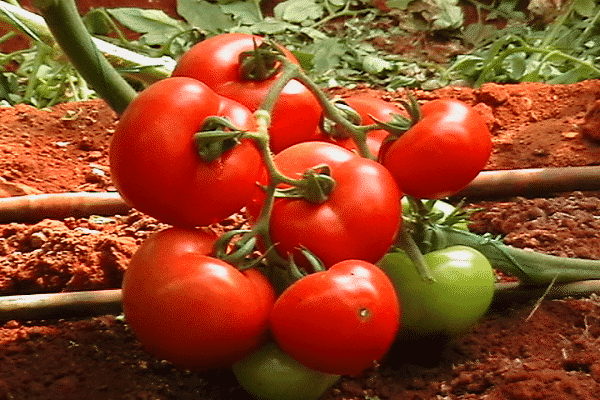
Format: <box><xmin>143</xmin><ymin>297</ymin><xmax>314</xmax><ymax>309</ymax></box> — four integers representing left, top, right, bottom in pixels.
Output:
<box><xmin>110</xmin><ymin>77</ymin><xmax>264</xmax><ymax>227</ymax></box>
<box><xmin>316</xmin><ymin>95</ymin><xmax>405</xmax><ymax>158</ymax></box>
<box><xmin>269</xmin><ymin>259</ymin><xmax>401</xmax><ymax>375</ymax></box>
<box><xmin>172</xmin><ymin>33</ymin><xmax>321</xmax><ymax>153</ymax></box>
<box><xmin>251</xmin><ymin>142</ymin><xmax>401</xmax><ymax>268</ymax></box>
<box><xmin>122</xmin><ymin>227</ymin><xmax>275</xmax><ymax>371</ymax></box>
<box><xmin>380</xmin><ymin>99</ymin><xmax>492</xmax><ymax>199</ymax></box>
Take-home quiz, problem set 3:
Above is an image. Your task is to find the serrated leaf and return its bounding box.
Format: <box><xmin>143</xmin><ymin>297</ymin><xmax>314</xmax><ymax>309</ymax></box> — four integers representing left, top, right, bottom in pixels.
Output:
<box><xmin>220</xmin><ymin>1</ymin><xmax>261</xmax><ymax>25</ymax></box>
<box><xmin>362</xmin><ymin>55</ymin><xmax>394</xmax><ymax>75</ymax></box>
<box><xmin>273</xmin><ymin>0</ymin><xmax>324</xmax><ymax>23</ymax></box>
<box><xmin>310</xmin><ymin>38</ymin><xmax>349</xmax><ymax>73</ymax></box>
<box><xmin>177</xmin><ymin>0</ymin><xmax>235</xmax><ymax>32</ymax></box>
<box><xmin>250</xmin><ymin>18</ymin><xmax>296</xmax><ymax>34</ymax></box>
<box><xmin>299</xmin><ymin>26</ymin><xmax>328</xmax><ymax>41</ymax></box>
<box><xmin>107</xmin><ymin>8</ymin><xmax>185</xmax><ymax>33</ymax></box>
<box><xmin>432</xmin><ymin>0</ymin><xmax>463</xmax><ymax>31</ymax></box>
<box><xmin>107</xmin><ymin>8</ymin><xmax>187</xmax><ymax>45</ymax></box>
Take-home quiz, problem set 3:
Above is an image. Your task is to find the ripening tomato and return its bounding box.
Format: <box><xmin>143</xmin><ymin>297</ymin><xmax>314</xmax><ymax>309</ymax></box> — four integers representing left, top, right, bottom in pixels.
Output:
<box><xmin>269</xmin><ymin>259</ymin><xmax>401</xmax><ymax>375</ymax></box>
<box><xmin>122</xmin><ymin>227</ymin><xmax>275</xmax><ymax>371</ymax></box>
<box><xmin>172</xmin><ymin>33</ymin><xmax>321</xmax><ymax>153</ymax></box>
<box><xmin>110</xmin><ymin>77</ymin><xmax>263</xmax><ymax>227</ymax></box>
<box><xmin>380</xmin><ymin>99</ymin><xmax>492</xmax><ymax>199</ymax></box>
<box><xmin>316</xmin><ymin>95</ymin><xmax>405</xmax><ymax>158</ymax></box>
<box><xmin>250</xmin><ymin>142</ymin><xmax>401</xmax><ymax>268</ymax></box>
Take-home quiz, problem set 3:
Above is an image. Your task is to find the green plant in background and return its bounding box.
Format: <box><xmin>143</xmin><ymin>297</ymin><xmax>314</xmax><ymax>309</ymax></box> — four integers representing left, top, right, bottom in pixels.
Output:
<box><xmin>445</xmin><ymin>0</ymin><xmax>600</xmax><ymax>86</ymax></box>
<box><xmin>0</xmin><ymin>0</ymin><xmax>600</xmax><ymax>107</ymax></box>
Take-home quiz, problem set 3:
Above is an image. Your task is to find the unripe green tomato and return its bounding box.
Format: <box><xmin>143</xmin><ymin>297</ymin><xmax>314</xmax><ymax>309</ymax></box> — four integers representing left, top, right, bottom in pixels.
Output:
<box><xmin>232</xmin><ymin>342</ymin><xmax>341</xmax><ymax>400</ymax></box>
<box><xmin>378</xmin><ymin>246</ymin><xmax>495</xmax><ymax>337</ymax></box>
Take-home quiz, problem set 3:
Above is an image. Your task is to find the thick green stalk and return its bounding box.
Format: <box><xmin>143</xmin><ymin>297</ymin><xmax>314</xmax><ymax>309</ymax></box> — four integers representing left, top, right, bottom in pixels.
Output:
<box><xmin>435</xmin><ymin>225</ymin><xmax>600</xmax><ymax>285</ymax></box>
<box><xmin>32</xmin><ymin>0</ymin><xmax>137</xmax><ymax>114</ymax></box>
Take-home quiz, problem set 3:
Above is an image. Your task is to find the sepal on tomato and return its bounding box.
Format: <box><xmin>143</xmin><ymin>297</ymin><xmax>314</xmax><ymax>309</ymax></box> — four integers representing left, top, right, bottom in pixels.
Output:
<box><xmin>238</xmin><ymin>39</ymin><xmax>286</xmax><ymax>81</ymax></box>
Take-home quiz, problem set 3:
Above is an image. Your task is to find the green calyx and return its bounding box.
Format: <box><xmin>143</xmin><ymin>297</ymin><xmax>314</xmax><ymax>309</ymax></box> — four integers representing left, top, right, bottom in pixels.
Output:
<box><xmin>193</xmin><ymin>116</ymin><xmax>245</xmax><ymax>163</ymax></box>
<box><xmin>238</xmin><ymin>39</ymin><xmax>286</xmax><ymax>81</ymax></box>
<box><xmin>274</xmin><ymin>165</ymin><xmax>336</xmax><ymax>204</ymax></box>
<box><xmin>320</xmin><ymin>99</ymin><xmax>363</xmax><ymax>140</ymax></box>
<box><xmin>374</xmin><ymin>92</ymin><xmax>422</xmax><ymax>146</ymax></box>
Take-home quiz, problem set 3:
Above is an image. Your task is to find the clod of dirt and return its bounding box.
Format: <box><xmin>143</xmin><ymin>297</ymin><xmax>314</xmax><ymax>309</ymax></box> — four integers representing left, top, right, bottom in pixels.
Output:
<box><xmin>580</xmin><ymin>99</ymin><xmax>600</xmax><ymax>141</ymax></box>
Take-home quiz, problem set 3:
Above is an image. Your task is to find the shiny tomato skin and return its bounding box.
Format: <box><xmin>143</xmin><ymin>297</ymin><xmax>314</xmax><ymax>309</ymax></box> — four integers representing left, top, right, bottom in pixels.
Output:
<box><xmin>316</xmin><ymin>95</ymin><xmax>404</xmax><ymax>158</ymax></box>
<box><xmin>380</xmin><ymin>99</ymin><xmax>492</xmax><ymax>199</ymax></box>
<box><xmin>378</xmin><ymin>246</ymin><xmax>495</xmax><ymax>337</ymax></box>
<box><xmin>217</xmin><ymin>80</ymin><xmax>321</xmax><ymax>153</ymax></box>
<box><xmin>172</xmin><ymin>33</ymin><xmax>300</xmax><ymax>88</ymax></box>
<box><xmin>251</xmin><ymin>142</ymin><xmax>401</xmax><ymax>268</ymax></box>
<box><xmin>269</xmin><ymin>260</ymin><xmax>401</xmax><ymax>375</ymax></box>
<box><xmin>110</xmin><ymin>77</ymin><xmax>263</xmax><ymax>227</ymax></box>
<box><xmin>172</xmin><ymin>33</ymin><xmax>321</xmax><ymax>153</ymax></box>
<box><xmin>232</xmin><ymin>342</ymin><xmax>341</xmax><ymax>400</ymax></box>
<box><xmin>122</xmin><ymin>227</ymin><xmax>275</xmax><ymax>371</ymax></box>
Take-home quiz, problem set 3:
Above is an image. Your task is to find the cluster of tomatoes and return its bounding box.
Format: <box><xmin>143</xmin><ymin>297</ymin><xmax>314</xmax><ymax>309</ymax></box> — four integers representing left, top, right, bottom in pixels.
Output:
<box><xmin>109</xmin><ymin>33</ymin><xmax>496</xmax><ymax>399</ymax></box>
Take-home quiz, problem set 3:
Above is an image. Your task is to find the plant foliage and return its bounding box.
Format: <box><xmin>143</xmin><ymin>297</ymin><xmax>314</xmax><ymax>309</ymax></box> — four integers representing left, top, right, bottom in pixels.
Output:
<box><xmin>0</xmin><ymin>0</ymin><xmax>599</xmax><ymax>106</ymax></box>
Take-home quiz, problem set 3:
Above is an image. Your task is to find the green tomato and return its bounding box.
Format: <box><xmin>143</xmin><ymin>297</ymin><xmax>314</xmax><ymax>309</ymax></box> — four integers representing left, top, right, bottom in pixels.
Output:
<box><xmin>232</xmin><ymin>342</ymin><xmax>341</xmax><ymax>400</ymax></box>
<box><xmin>401</xmin><ymin>197</ymin><xmax>469</xmax><ymax>230</ymax></box>
<box><xmin>378</xmin><ymin>246</ymin><xmax>495</xmax><ymax>337</ymax></box>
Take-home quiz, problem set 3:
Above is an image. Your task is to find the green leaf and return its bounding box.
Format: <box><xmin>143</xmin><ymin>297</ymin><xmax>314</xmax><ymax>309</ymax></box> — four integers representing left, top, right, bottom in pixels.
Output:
<box><xmin>299</xmin><ymin>26</ymin><xmax>328</xmax><ymax>41</ymax></box>
<box><xmin>497</xmin><ymin>0</ymin><xmax>520</xmax><ymax>14</ymax></box>
<box><xmin>107</xmin><ymin>8</ymin><xmax>187</xmax><ymax>45</ymax></box>
<box><xmin>362</xmin><ymin>54</ymin><xmax>394</xmax><ymax>75</ymax></box>
<box><xmin>449</xmin><ymin>54</ymin><xmax>483</xmax><ymax>77</ymax></box>
<box><xmin>573</xmin><ymin>0</ymin><xmax>596</xmax><ymax>18</ymax></box>
<box><xmin>82</xmin><ymin>9</ymin><xmax>112</xmax><ymax>36</ymax></box>
<box><xmin>547</xmin><ymin>64</ymin><xmax>597</xmax><ymax>84</ymax></box>
<box><xmin>177</xmin><ymin>0</ymin><xmax>235</xmax><ymax>32</ymax></box>
<box><xmin>461</xmin><ymin>23</ymin><xmax>498</xmax><ymax>47</ymax></box>
<box><xmin>386</xmin><ymin>0</ymin><xmax>416</xmax><ymax>9</ymax></box>
<box><xmin>432</xmin><ymin>0</ymin><xmax>463</xmax><ymax>31</ymax></box>
<box><xmin>220</xmin><ymin>1</ymin><xmax>261</xmax><ymax>25</ymax></box>
<box><xmin>504</xmin><ymin>52</ymin><xmax>527</xmax><ymax>80</ymax></box>
<box><xmin>273</xmin><ymin>0</ymin><xmax>324</xmax><ymax>23</ymax></box>
<box><xmin>249</xmin><ymin>18</ymin><xmax>296</xmax><ymax>34</ymax></box>
<box><xmin>309</xmin><ymin>38</ymin><xmax>350</xmax><ymax>74</ymax></box>
<box><xmin>107</xmin><ymin>8</ymin><xmax>183</xmax><ymax>33</ymax></box>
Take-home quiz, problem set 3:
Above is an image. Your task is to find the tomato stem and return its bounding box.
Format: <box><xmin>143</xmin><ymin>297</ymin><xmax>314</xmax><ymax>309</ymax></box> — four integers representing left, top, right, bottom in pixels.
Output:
<box><xmin>435</xmin><ymin>225</ymin><xmax>600</xmax><ymax>285</ymax></box>
<box><xmin>238</xmin><ymin>39</ymin><xmax>284</xmax><ymax>81</ymax></box>
<box><xmin>395</xmin><ymin>225</ymin><xmax>436</xmax><ymax>282</ymax></box>
<box><xmin>258</xmin><ymin>56</ymin><xmax>377</xmax><ymax>159</ymax></box>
